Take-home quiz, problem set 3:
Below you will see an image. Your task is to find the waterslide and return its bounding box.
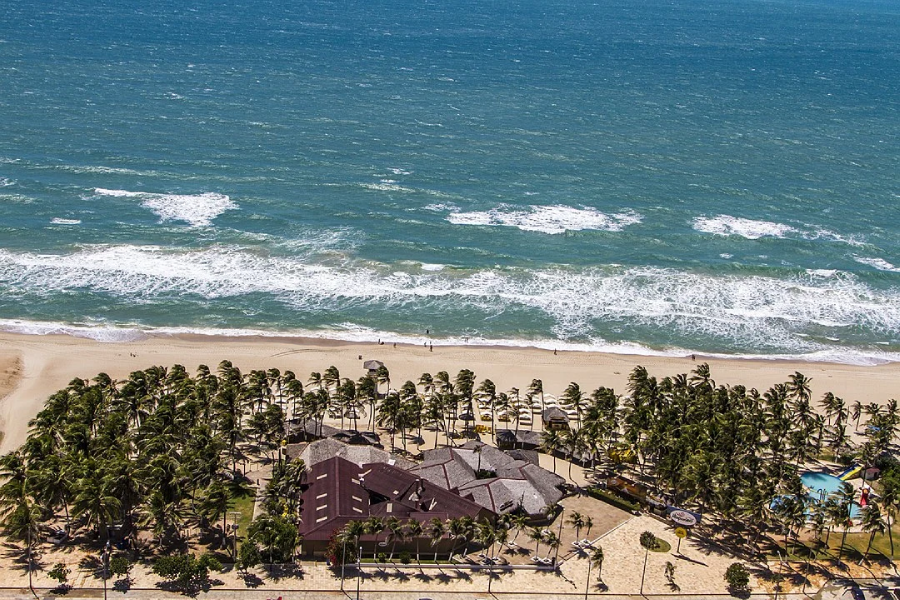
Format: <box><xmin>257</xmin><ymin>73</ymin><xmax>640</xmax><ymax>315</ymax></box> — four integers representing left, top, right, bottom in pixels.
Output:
<box><xmin>838</xmin><ymin>465</ymin><xmax>862</xmax><ymax>481</ymax></box>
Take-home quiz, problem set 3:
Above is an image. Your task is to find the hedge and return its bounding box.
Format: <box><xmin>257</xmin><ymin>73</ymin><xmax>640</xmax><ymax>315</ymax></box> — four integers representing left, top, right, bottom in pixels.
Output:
<box><xmin>586</xmin><ymin>487</ymin><xmax>641</xmax><ymax>513</ymax></box>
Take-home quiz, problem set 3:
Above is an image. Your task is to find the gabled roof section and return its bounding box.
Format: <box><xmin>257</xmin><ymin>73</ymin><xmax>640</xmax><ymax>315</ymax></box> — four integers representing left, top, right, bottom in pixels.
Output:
<box><xmin>408</xmin><ymin>442</ymin><xmax>565</xmax><ymax>517</ymax></box>
<box><xmin>299</xmin><ymin>438</ymin><xmax>414</xmax><ymax>470</ymax></box>
<box><xmin>298</xmin><ymin>456</ymin><xmax>369</xmax><ymax>542</ymax></box>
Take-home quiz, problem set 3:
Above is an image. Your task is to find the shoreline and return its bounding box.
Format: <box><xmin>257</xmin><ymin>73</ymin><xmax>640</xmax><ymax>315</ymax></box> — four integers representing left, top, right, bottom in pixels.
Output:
<box><xmin>2</xmin><ymin>318</ymin><xmax>899</xmax><ymax>367</ymax></box>
<box><xmin>2</xmin><ymin>329</ymin><xmax>900</xmax><ymax>455</ymax></box>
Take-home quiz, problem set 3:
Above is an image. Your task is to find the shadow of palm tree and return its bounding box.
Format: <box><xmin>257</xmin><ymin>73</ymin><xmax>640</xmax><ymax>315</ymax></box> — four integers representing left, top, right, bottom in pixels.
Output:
<box><xmin>263</xmin><ymin>563</ymin><xmax>304</xmax><ymax>581</ymax></box>
<box><xmin>433</xmin><ymin>571</ymin><xmax>453</xmax><ymax>584</ymax></box>
<box><xmin>413</xmin><ymin>571</ymin><xmax>432</xmax><ymax>583</ymax></box>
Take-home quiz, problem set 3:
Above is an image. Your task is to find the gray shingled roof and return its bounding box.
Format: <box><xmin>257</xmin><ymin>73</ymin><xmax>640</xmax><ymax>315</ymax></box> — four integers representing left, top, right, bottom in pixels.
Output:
<box><xmin>408</xmin><ymin>442</ymin><xmax>565</xmax><ymax>517</ymax></box>
<box><xmin>299</xmin><ymin>438</ymin><xmax>414</xmax><ymax>470</ymax></box>
<box><xmin>542</xmin><ymin>407</ymin><xmax>569</xmax><ymax>423</ymax></box>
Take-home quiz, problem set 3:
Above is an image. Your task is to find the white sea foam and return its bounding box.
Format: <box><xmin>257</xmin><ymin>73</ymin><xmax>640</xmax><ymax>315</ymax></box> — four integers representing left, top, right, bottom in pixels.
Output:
<box><xmin>360</xmin><ymin>182</ymin><xmax>417</xmax><ymax>193</ymax></box>
<box><xmin>693</xmin><ymin>215</ymin><xmax>796</xmax><ymax>239</ymax></box>
<box><xmin>446</xmin><ymin>204</ymin><xmax>643</xmax><ymax>234</ymax></box>
<box><xmin>93</xmin><ymin>188</ymin><xmax>237</xmax><ymax>227</ymax></box>
<box><xmin>50</xmin><ymin>218</ymin><xmax>81</xmax><ymax>225</ymax></box>
<box><xmin>94</xmin><ymin>188</ymin><xmax>143</xmax><ymax>198</ymax></box>
<box><xmin>1</xmin><ymin>317</ymin><xmax>898</xmax><ymax>366</ymax></box>
<box><xmin>1</xmin><ymin>245</ymin><xmax>899</xmax><ymax>362</ymax></box>
<box><xmin>0</xmin><ymin>178</ymin><xmax>14</xmax><ymax>187</ymax></box>
<box><xmin>423</xmin><ymin>202</ymin><xmax>459</xmax><ymax>212</ymax></box>
<box><xmin>854</xmin><ymin>256</ymin><xmax>900</xmax><ymax>273</ymax></box>
<box><xmin>694</xmin><ymin>214</ymin><xmax>867</xmax><ymax>246</ymax></box>
<box><xmin>806</xmin><ymin>269</ymin><xmax>837</xmax><ymax>278</ymax></box>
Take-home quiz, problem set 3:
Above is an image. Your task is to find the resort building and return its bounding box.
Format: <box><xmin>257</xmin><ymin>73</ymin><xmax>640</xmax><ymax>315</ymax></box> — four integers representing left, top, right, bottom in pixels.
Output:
<box><xmin>541</xmin><ymin>407</ymin><xmax>570</xmax><ymax>431</ymax></box>
<box><xmin>298</xmin><ymin>455</ymin><xmax>492</xmax><ymax>557</ymax></box>
<box><xmin>297</xmin><ymin>437</ymin><xmax>415</xmax><ymax>470</ymax></box>
<box><xmin>408</xmin><ymin>441</ymin><xmax>566</xmax><ymax>519</ymax></box>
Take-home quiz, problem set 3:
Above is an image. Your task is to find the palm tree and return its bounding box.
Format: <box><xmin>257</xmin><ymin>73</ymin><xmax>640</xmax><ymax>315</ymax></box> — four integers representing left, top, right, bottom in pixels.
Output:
<box><xmin>72</xmin><ymin>472</ymin><xmax>121</xmax><ymax>542</ymax></box>
<box><xmin>374</xmin><ymin>365</ymin><xmax>391</xmax><ymax>399</ymax></box>
<box><xmin>365</xmin><ymin>516</ymin><xmax>386</xmax><ymax>561</ymax></box>
<box><xmin>639</xmin><ymin>531</ymin><xmax>657</xmax><ymax>595</ymax></box>
<box><xmin>541</xmin><ymin>429</ymin><xmax>563</xmax><ymax>473</ymax></box>
<box><xmin>476</xmin><ymin>520</ymin><xmax>497</xmax><ymax>559</ymax></box>
<box><xmin>427</xmin><ymin>517</ymin><xmax>445</xmax><ymax>562</ymax></box>
<box><xmin>836</xmin><ymin>482</ymin><xmax>855</xmax><ymax>561</ymax></box>
<box><xmin>588</xmin><ymin>545</ymin><xmax>604</xmax><ymax>590</ymax></box>
<box><xmin>860</xmin><ymin>503</ymin><xmax>886</xmax><ymax>562</ymax></box>
<box><xmin>567</xmin><ymin>510</ymin><xmax>585</xmax><ymax>540</ymax></box>
<box><xmin>385</xmin><ymin>516</ymin><xmax>406</xmax><ymax>561</ymax></box>
<box><xmin>447</xmin><ymin>517</ymin><xmax>467</xmax><ymax>559</ymax></box>
<box><xmin>476</xmin><ymin>379</ymin><xmax>497</xmax><ymax>440</ymax></box>
<box><xmin>529</xmin><ymin>379</ymin><xmax>545</xmax><ymax>415</ymax></box>
<box><xmin>406</xmin><ymin>519</ymin><xmax>423</xmax><ymax>563</ymax></box>
<box><xmin>528</xmin><ymin>526</ymin><xmax>544</xmax><ymax>557</ymax></box>
<box><xmin>562</xmin><ymin>382</ymin><xmax>584</xmax><ymax>428</ymax></box>
<box><xmin>879</xmin><ymin>472</ymin><xmax>900</xmax><ymax>556</ymax></box>
<box><xmin>545</xmin><ymin>531</ymin><xmax>561</xmax><ymax>564</ymax></box>
<box><xmin>851</xmin><ymin>400</ymin><xmax>863</xmax><ymax>431</ymax></box>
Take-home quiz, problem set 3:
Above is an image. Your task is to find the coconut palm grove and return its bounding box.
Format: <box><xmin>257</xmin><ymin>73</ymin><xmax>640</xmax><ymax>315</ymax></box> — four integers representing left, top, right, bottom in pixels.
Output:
<box><xmin>1</xmin><ymin>361</ymin><xmax>899</xmax><ymax>592</ymax></box>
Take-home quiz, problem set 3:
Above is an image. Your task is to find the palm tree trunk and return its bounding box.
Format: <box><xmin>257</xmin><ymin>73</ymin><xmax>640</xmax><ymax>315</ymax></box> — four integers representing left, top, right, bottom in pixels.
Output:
<box><xmin>888</xmin><ymin>510</ymin><xmax>895</xmax><ymax>557</ymax></box>
<box><xmin>865</xmin><ymin>531</ymin><xmax>875</xmax><ymax>561</ymax></box>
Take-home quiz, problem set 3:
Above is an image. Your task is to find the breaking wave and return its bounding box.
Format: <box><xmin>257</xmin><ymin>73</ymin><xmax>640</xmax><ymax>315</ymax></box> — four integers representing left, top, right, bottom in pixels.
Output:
<box><xmin>445</xmin><ymin>204</ymin><xmax>643</xmax><ymax>234</ymax></box>
<box><xmin>1</xmin><ymin>245</ymin><xmax>898</xmax><ymax>359</ymax></box>
<box><xmin>93</xmin><ymin>188</ymin><xmax>237</xmax><ymax>227</ymax></box>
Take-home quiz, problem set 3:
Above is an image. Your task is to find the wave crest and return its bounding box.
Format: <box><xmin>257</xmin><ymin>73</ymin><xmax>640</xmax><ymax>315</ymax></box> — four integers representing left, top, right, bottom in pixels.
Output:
<box><xmin>93</xmin><ymin>188</ymin><xmax>237</xmax><ymax>227</ymax></box>
<box><xmin>0</xmin><ymin>245</ymin><xmax>898</xmax><ymax>356</ymax></box>
<box><xmin>446</xmin><ymin>204</ymin><xmax>642</xmax><ymax>234</ymax></box>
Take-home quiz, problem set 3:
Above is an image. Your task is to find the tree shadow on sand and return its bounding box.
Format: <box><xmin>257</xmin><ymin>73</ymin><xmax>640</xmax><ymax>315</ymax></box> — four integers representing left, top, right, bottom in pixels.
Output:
<box><xmin>262</xmin><ymin>563</ymin><xmax>303</xmax><ymax>582</ymax></box>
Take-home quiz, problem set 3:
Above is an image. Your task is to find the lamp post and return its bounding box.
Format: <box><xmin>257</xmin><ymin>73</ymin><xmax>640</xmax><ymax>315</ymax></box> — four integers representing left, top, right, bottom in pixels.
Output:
<box><xmin>340</xmin><ymin>532</ymin><xmax>347</xmax><ymax>591</ymax></box>
<box><xmin>584</xmin><ymin>554</ymin><xmax>592</xmax><ymax>600</ymax></box>
<box><xmin>554</xmin><ymin>507</ymin><xmax>565</xmax><ymax>566</ymax></box>
<box><xmin>355</xmin><ymin>545</ymin><xmax>362</xmax><ymax>600</ymax></box>
<box><xmin>102</xmin><ymin>540</ymin><xmax>111</xmax><ymax>600</ymax></box>
<box><xmin>27</xmin><ymin>524</ymin><xmax>35</xmax><ymax>599</ymax></box>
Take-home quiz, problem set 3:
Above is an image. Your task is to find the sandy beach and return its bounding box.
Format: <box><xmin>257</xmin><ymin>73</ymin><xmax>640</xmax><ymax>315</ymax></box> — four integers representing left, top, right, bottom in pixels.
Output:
<box><xmin>2</xmin><ymin>330</ymin><xmax>899</xmax><ymax>454</ymax></box>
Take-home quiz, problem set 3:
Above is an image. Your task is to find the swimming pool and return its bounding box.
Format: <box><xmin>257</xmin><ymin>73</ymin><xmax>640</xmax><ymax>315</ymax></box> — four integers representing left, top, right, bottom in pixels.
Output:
<box><xmin>801</xmin><ymin>471</ymin><xmax>845</xmax><ymax>495</ymax></box>
<box><xmin>801</xmin><ymin>471</ymin><xmax>861</xmax><ymax>517</ymax></box>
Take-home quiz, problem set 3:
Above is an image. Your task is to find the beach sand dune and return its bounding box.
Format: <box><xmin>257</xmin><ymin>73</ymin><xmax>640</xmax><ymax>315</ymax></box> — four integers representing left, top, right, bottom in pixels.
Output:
<box><xmin>1</xmin><ymin>331</ymin><xmax>899</xmax><ymax>453</ymax></box>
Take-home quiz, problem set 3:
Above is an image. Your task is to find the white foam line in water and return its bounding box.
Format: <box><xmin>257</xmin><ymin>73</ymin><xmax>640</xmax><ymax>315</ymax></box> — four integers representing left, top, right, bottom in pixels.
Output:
<box><xmin>446</xmin><ymin>204</ymin><xmax>642</xmax><ymax>234</ymax></box>
<box><xmin>1</xmin><ymin>246</ymin><xmax>899</xmax><ymax>357</ymax></box>
<box><xmin>854</xmin><ymin>256</ymin><xmax>900</xmax><ymax>273</ymax></box>
<box><xmin>693</xmin><ymin>215</ymin><xmax>796</xmax><ymax>239</ymax></box>
<box><xmin>93</xmin><ymin>188</ymin><xmax>237</xmax><ymax>227</ymax></box>
<box><xmin>694</xmin><ymin>214</ymin><xmax>868</xmax><ymax>246</ymax></box>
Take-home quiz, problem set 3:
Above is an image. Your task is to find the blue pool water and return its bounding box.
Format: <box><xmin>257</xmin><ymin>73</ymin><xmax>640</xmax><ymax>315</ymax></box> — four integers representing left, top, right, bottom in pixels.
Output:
<box><xmin>801</xmin><ymin>471</ymin><xmax>845</xmax><ymax>495</ymax></box>
<box><xmin>801</xmin><ymin>471</ymin><xmax>861</xmax><ymax>517</ymax></box>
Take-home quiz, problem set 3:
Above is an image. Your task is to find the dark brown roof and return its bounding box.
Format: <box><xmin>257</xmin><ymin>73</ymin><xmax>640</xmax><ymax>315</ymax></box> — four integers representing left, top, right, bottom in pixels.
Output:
<box><xmin>298</xmin><ymin>456</ymin><xmax>369</xmax><ymax>542</ymax></box>
<box><xmin>299</xmin><ymin>456</ymin><xmax>492</xmax><ymax>543</ymax></box>
<box><xmin>361</xmin><ymin>462</ymin><xmax>492</xmax><ymax>522</ymax></box>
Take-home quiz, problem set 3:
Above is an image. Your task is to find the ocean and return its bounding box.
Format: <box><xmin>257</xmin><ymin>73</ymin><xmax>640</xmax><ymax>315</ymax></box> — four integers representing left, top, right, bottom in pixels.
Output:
<box><xmin>1</xmin><ymin>0</ymin><xmax>899</xmax><ymax>364</ymax></box>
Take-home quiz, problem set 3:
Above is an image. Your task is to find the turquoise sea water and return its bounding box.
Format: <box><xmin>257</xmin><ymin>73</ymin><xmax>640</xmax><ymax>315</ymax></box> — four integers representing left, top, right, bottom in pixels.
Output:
<box><xmin>1</xmin><ymin>0</ymin><xmax>899</xmax><ymax>362</ymax></box>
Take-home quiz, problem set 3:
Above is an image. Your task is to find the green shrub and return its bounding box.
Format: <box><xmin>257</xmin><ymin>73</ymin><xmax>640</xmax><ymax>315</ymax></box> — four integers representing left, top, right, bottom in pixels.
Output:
<box><xmin>724</xmin><ymin>562</ymin><xmax>750</xmax><ymax>593</ymax></box>
<box><xmin>586</xmin><ymin>487</ymin><xmax>641</xmax><ymax>512</ymax></box>
<box><xmin>109</xmin><ymin>556</ymin><xmax>132</xmax><ymax>578</ymax></box>
<box><xmin>399</xmin><ymin>551</ymin><xmax>412</xmax><ymax>565</ymax></box>
<box><xmin>238</xmin><ymin>542</ymin><xmax>262</xmax><ymax>571</ymax></box>
<box><xmin>152</xmin><ymin>553</ymin><xmax>222</xmax><ymax>592</ymax></box>
<box><xmin>48</xmin><ymin>563</ymin><xmax>70</xmax><ymax>586</ymax></box>
<box><xmin>377</xmin><ymin>552</ymin><xmax>387</xmax><ymax>563</ymax></box>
